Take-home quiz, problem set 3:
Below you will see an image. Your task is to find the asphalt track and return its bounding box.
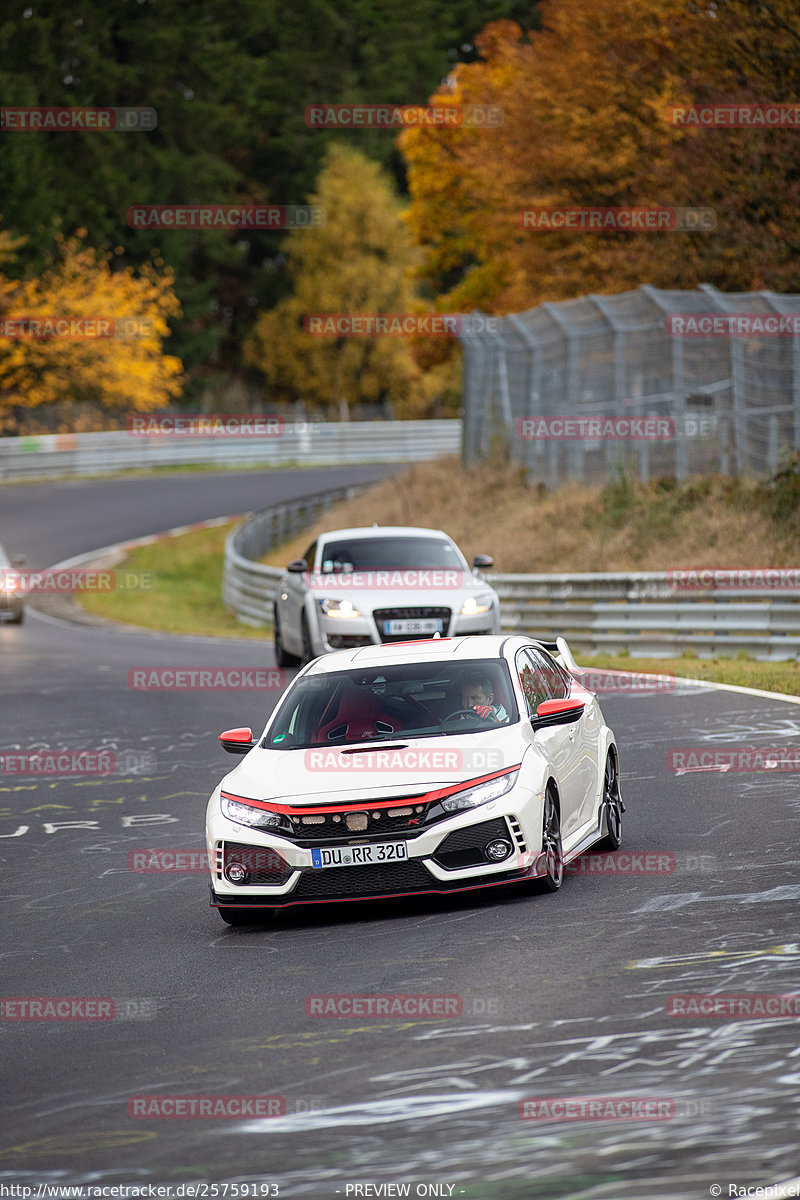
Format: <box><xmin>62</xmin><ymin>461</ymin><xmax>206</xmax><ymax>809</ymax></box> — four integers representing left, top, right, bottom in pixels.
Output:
<box><xmin>1</xmin><ymin>466</ymin><xmax>799</xmax><ymax>1199</ymax></box>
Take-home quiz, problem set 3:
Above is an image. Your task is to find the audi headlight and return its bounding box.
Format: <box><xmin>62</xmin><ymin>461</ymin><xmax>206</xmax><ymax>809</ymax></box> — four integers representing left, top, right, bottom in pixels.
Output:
<box><xmin>438</xmin><ymin>770</ymin><xmax>518</xmax><ymax>816</ymax></box>
<box><xmin>461</xmin><ymin>595</ymin><xmax>493</xmax><ymax>616</ymax></box>
<box><xmin>221</xmin><ymin>793</ymin><xmax>292</xmax><ymax>833</ymax></box>
<box><xmin>1</xmin><ymin>574</ymin><xmax>19</xmax><ymax>593</ymax></box>
<box><xmin>319</xmin><ymin>597</ymin><xmax>362</xmax><ymax>619</ymax></box>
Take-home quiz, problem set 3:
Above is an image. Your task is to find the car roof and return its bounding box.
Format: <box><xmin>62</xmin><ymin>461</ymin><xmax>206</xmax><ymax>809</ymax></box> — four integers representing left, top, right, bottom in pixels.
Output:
<box><xmin>302</xmin><ymin>634</ymin><xmax>540</xmax><ymax>675</ymax></box>
<box><xmin>316</xmin><ymin>526</ymin><xmax>454</xmax><ymax>542</ymax></box>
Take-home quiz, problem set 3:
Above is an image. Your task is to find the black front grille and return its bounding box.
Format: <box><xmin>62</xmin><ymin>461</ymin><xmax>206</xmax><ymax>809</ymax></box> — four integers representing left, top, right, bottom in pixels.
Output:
<box><xmin>433</xmin><ymin>817</ymin><xmax>512</xmax><ymax>871</ymax></box>
<box><xmin>372</xmin><ymin>607</ymin><xmax>452</xmax><ymax>643</ymax></box>
<box><xmin>291</xmin><ymin>859</ymin><xmax>437</xmax><ymax>900</ymax></box>
<box><xmin>223</xmin><ymin>841</ymin><xmax>293</xmax><ymax>885</ymax></box>
<box><xmin>282</xmin><ymin>798</ymin><xmax>432</xmax><ymax>844</ymax></box>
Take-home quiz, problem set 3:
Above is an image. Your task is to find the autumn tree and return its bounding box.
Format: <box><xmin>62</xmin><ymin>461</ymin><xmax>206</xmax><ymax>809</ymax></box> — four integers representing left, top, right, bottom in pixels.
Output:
<box><xmin>399</xmin><ymin>0</ymin><xmax>800</xmax><ymax>314</ymax></box>
<box><xmin>0</xmin><ymin>0</ymin><xmax>540</xmax><ymax>388</ymax></box>
<box><xmin>0</xmin><ymin>231</ymin><xmax>182</xmax><ymax>433</ymax></box>
<box><xmin>245</xmin><ymin>145</ymin><xmax>452</xmax><ymax>419</ymax></box>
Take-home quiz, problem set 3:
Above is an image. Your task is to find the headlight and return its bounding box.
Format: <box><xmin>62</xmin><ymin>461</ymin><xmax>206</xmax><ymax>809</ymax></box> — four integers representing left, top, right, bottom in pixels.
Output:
<box><xmin>319</xmin><ymin>597</ymin><xmax>362</xmax><ymax>619</ymax></box>
<box><xmin>461</xmin><ymin>595</ymin><xmax>492</xmax><ymax>616</ymax></box>
<box><xmin>1</xmin><ymin>574</ymin><xmax>18</xmax><ymax>593</ymax></box>
<box><xmin>439</xmin><ymin>770</ymin><xmax>517</xmax><ymax>815</ymax></box>
<box><xmin>221</xmin><ymin>793</ymin><xmax>292</xmax><ymax>833</ymax></box>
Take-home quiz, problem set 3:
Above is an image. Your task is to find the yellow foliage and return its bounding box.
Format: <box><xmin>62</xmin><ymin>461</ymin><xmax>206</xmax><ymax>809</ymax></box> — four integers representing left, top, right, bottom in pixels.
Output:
<box><xmin>399</xmin><ymin>2</ymin><xmax>707</xmax><ymax>313</ymax></box>
<box><xmin>0</xmin><ymin>231</ymin><xmax>182</xmax><ymax>432</ymax></box>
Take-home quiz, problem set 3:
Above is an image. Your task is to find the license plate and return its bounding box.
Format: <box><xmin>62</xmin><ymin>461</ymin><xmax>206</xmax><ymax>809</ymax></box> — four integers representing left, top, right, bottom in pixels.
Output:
<box><xmin>311</xmin><ymin>842</ymin><xmax>409</xmax><ymax>869</ymax></box>
<box><xmin>383</xmin><ymin>618</ymin><xmax>442</xmax><ymax>635</ymax></box>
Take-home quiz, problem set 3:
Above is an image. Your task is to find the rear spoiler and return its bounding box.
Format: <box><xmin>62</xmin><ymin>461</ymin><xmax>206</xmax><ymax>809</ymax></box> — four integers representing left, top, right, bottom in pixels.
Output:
<box><xmin>533</xmin><ymin>636</ymin><xmax>579</xmax><ymax>673</ymax></box>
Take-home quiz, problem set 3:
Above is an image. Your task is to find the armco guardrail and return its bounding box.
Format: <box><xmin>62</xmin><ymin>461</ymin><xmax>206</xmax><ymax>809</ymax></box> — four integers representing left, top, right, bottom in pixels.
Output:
<box><xmin>493</xmin><ymin>573</ymin><xmax>800</xmax><ymax>660</ymax></box>
<box><xmin>223</xmin><ymin>484</ymin><xmax>372</xmax><ymax>627</ymax></box>
<box><xmin>0</xmin><ymin>420</ymin><xmax>460</xmax><ymax>481</ymax></box>
<box><xmin>224</xmin><ymin>506</ymin><xmax>800</xmax><ymax>659</ymax></box>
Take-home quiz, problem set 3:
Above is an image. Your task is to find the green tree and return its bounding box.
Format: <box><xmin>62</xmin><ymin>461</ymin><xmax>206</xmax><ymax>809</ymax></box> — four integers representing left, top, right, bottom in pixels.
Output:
<box><xmin>0</xmin><ymin>0</ymin><xmax>539</xmax><ymax>395</ymax></box>
<box><xmin>245</xmin><ymin>145</ymin><xmax>442</xmax><ymax>419</ymax></box>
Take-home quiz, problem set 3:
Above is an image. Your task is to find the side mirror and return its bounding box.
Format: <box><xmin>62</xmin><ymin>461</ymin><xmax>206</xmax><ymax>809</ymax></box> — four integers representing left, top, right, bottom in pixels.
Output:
<box><xmin>472</xmin><ymin>554</ymin><xmax>494</xmax><ymax>570</ymax></box>
<box><xmin>529</xmin><ymin>698</ymin><xmax>585</xmax><ymax>730</ymax></box>
<box><xmin>219</xmin><ymin>727</ymin><xmax>255</xmax><ymax>755</ymax></box>
<box><xmin>11</xmin><ymin>556</ymin><xmax>26</xmax><ymax>568</ymax></box>
<box><xmin>287</xmin><ymin>558</ymin><xmax>307</xmax><ymax>574</ymax></box>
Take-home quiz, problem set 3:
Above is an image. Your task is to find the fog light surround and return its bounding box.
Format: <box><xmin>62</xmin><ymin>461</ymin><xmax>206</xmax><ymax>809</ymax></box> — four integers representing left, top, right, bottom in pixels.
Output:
<box><xmin>225</xmin><ymin>862</ymin><xmax>249</xmax><ymax>884</ymax></box>
<box><xmin>485</xmin><ymin>839</ymin><xmax>513</xmax><ymax>862</ymax></box>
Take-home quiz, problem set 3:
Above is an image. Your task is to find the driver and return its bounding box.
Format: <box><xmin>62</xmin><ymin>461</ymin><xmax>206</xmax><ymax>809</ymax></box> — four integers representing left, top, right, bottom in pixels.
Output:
<box><xmin>460</xmin><ymin>675</ymin><xmax>509</xmax><ymax>723</ymax></box>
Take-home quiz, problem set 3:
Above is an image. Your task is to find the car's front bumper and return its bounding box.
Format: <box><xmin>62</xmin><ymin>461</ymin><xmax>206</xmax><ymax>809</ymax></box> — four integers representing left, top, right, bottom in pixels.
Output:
<box><xmin>207</xmin><ymin>802</ymin><xmax>546</xmax><ymax>911</ymax></box>
<box><xmin>315</xmin><ymin>605</ymin><xmax>500</xmax><ymax>654</ymax></box>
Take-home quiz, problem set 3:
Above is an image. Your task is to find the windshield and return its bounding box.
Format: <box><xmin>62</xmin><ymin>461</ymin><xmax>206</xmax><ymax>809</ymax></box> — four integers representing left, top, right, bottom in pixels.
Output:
<box><xmin>317</xmin><ymin>536</ymin><xmax>464</xmax><ymax>573</ymax></box>
<box><xmin>263</xmin><ymin>660</ymin><xmax>519</xmax><ymax>749</ymax></box>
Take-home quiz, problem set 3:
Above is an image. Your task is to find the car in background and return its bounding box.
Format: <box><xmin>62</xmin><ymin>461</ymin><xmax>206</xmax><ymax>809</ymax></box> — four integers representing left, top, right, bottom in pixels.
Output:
<box><xmin>273</xmin><ymin>525</ymin><xmax>500</xmax><ymax>666</ymax></box>
<box><xmin>205</xmin><ymin>634</ymin><xmax>623</xmax><ymax>925</ymax></box>
<box><xmin>0</xmin><ymin>543</ymin><xmax>25</xmax><ymax>624</ymax></box>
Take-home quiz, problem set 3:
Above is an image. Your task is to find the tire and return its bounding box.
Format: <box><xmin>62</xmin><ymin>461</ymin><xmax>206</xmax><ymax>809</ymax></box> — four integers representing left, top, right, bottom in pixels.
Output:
<box><xmin>8</xmin><ymin>608</ymin><xmax>24</xmax><ymax>625</ymax></box>
<box><xmin>273</xmin><ymin>608</ymin><xmax>299</xmax><ymax>668</ymax></box>
<box><xmin>594</xmin><ymin>749</ymin><xmax>623</xmax><ymax>851</ymax></box>
<box><xmin>533</xmin><ymin>786</ymin><xmax>564</xmax><ymax>893</ymax></box>
<box><xmin>218</xmin><ymin>906</ymin><xmax>275</xmax><ymax>926</ymax></box>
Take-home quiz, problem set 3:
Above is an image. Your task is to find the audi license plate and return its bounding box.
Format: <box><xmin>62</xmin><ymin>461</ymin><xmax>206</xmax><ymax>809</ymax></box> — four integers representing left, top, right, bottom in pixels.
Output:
<box><xmin>311</xmin><ymin>842</ymin><xmax>409</xmax><ymax>868</ymax></box>
<box><xmin>383</xmin><ymin>618</ymin><xmax>442</xmax><ymax>636</ymax></box>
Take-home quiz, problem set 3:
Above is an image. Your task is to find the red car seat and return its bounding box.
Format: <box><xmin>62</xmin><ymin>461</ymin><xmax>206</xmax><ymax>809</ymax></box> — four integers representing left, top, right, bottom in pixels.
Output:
<box><xmin>316</xmin><ymin>685</ymin><xmax>400</xmax><ymax>743</ymax></box>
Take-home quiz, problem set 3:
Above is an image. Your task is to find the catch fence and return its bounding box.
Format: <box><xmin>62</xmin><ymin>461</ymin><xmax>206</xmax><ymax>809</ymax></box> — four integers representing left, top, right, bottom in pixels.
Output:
<box><xmin>459</xmin><ymin>285</ymin><xmax>800</xmax><ymax>483</ymax></box>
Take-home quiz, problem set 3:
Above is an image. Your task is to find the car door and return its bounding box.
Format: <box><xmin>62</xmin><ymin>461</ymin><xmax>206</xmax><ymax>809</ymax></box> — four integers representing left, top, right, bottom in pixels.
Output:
<box><xmin>539</xmin><ymin>648</ymin><xmax>603</xmax><ymax>837</ymax></box>
<box><xmin>516</xmin><ymin>647</ymin><xmax>585</xmax><ymax>842</ymax></box>
<box><xmin>279</xmin><ymin>539</ymin><xmax>315</xmax><ymax>653</ymax></box>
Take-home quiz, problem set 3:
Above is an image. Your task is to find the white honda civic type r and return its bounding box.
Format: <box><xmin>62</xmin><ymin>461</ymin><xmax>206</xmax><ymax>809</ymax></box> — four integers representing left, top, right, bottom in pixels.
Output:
<box><xmin>205</xmin><ymin>635</ymin><xmax>623</xmax><ymax>925</ymax></box>
<box><xmin>272</xmin><ymin>525</ymin><xmax>500</xmax><ymax>665</ymax></box>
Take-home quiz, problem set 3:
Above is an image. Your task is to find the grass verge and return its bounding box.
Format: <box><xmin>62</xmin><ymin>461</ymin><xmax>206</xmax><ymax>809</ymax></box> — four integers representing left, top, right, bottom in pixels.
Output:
<box><xmin>78</xmin><ymin>522</ymin><xmax>268</xmax><ymax>639</ymax></box>
<box><xmin>581</xmin><ymin>652</ymin><xmax>800</xmax><ymax>697</ymax></box>
<box><xmin>76</xmin><ymin>457</ymin><xmax>800</xmax><ymax>695</ymax></box>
